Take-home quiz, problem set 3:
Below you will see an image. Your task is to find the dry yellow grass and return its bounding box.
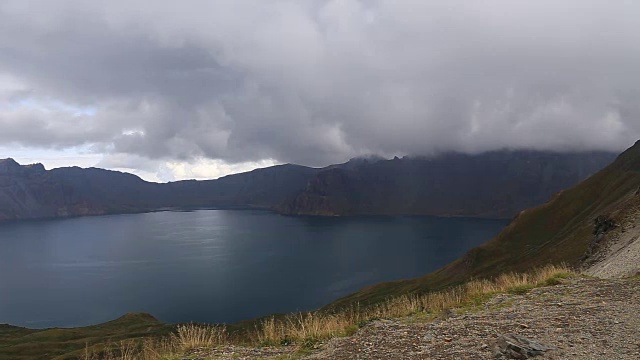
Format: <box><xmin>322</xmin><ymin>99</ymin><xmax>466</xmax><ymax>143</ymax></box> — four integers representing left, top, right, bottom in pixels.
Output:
<box><xmin>83</xmin><ymin>340</ymin><xmax>144</xmax><ymax>360</ymax></box>
<box><xmin>171</xmin><ymin>324</ymin><xmax>228</xmax><ymax>351</ymax></box>
<box><xmin>255</xmin><ymin>264</ymin><xmax>572</xmax><ymax>344</ymax></box>
<box><xmin>93</xmin><ymin>264</ymin><xmax>572</xmax><ymax>359</ymax></box>
<box><xmin>251</xmin><ymin>264</ymin><xmax>572</xmax><ymax>345</ymax></box>
<box><xmin>82</xmin><ymin>325</ymin><xmax>227</xmax><ymax>360</ymax></box>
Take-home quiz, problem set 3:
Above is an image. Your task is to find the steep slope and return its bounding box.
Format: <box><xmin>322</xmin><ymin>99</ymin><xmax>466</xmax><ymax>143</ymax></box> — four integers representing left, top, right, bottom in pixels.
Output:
<box><xmin>583</xmin><ymin>186</ymin><xmax>640</xmax><ymax>278</ymax></box>
<box><xmin>330</xmin><ymin>141</ymin><xmax>640</xmax><ymax>308</ymax></box>
<box><xmin>278</xmin><ymin>151</ymin><xmax>616</xmax><ymax>219</ymax></box>
<box><xmin>0</xmin><ymin>159</ymin><xmax>318</xmax><ymax>222</ymax></box>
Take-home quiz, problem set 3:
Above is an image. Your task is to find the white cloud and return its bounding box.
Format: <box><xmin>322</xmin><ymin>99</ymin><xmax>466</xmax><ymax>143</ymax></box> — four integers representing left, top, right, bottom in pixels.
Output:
<box><xmin>162</xmin><ymin>158</ymin><xmax>279</xmax><ymax>182</ymax></box>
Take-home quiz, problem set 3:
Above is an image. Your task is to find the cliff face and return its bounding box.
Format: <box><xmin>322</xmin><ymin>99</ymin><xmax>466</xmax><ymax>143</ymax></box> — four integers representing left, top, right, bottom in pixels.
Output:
<box><xmin>0</xmin><ymin>149</ymin><xmax>618</xmax><ymax>223</ymax></box>
<box><xmin>278</xmin><ymin>151</ymin><xmax>617</xmax><ymax>219</ymax></box>
<box><xmin>0</xmin><ymin>159</ymin><xmax>319</xmax><ymax>222</ymax></box>
<box><xmin>0</xmin><ymin>160</ymin><xmax>153</xmax><ymax>221</ymax></box>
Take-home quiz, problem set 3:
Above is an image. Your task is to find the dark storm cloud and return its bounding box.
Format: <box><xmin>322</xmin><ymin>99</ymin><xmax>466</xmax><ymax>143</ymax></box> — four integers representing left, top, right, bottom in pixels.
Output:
<box><xmin>1</xmin><ymin>0</ymin><xmax>639</xmax><ymax>167</ymax></box>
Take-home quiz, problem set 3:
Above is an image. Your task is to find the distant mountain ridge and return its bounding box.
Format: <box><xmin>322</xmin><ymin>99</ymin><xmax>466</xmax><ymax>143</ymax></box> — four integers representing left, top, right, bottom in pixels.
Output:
<box><xmin>278</xmin><ymin>150</ymin><xmax>617</xmax><ymax>218</ymax></box>
<box><xmin>0</xmin><ymin>150</ymin><xmax>617</xmax><ymax>222</ymax></box>
<box><xmin>0</xmin><ymin>158</ymin><xmax>318</xmax><ymax>222</ymax></box>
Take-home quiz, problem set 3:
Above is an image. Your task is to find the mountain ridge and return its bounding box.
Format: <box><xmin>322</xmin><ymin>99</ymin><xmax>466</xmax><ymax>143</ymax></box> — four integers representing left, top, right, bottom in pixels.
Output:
<box><xmin>278</xmin><ymin>150</ymin><xmax>617</xmax><ymax>219</ymax></box>
<box><xmin>0</xmin><ymin>159</ymin><xmax>319</xmax><ymax>222</ymax></box>
<box><xmin>0</xmin><ymin>150</ymin><xmax>617</xmax><ymax>223</ymax></box>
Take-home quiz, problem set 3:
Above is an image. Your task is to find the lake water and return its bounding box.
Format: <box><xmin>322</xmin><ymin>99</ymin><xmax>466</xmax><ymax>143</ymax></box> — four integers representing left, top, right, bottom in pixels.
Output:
<box><xmin>0</xmin><ymin>210</ymin><xmax>508</xmax><ymax>328</ymax></box>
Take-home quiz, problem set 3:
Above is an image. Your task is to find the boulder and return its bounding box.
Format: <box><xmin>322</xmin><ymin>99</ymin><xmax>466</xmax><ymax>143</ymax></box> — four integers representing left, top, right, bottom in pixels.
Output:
<box><xmin>494</xmin><ymin>333</ymin><xmax>557</xmax><ymax>359</ymax></box>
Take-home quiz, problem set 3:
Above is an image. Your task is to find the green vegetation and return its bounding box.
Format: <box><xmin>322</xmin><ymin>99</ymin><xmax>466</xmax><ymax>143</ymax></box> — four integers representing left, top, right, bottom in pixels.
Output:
<box><xmin>0</xmin><ymin>313</ymin><xmax>173</xmax><ymax>360</ymax></box>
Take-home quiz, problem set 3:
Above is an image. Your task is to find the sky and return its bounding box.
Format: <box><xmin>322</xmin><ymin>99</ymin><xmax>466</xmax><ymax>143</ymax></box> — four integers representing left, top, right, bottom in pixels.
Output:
<box><xmin>1</xmin><ymin>1</ymin><xmax>639</xmax><ymax>182</ymax></box>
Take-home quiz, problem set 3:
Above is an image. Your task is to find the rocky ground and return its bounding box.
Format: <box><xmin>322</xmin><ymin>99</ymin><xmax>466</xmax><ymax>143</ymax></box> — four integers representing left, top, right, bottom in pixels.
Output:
<box><xmin>192</xmin><ymin>276</ymin><xmax>639</xmax><ymax>359</ymax></box>
<box><xmin>584</xmin><ymin>199</ymin><xmax>640</xmax><ymax>279</ymax></box>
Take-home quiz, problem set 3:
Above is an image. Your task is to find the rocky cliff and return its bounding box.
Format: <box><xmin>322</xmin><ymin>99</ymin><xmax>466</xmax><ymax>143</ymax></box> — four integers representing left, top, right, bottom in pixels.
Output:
<box><xmin>278</xmin><ymin>151</ymin><xmax>617</xmax><ymax>219</ymax></box>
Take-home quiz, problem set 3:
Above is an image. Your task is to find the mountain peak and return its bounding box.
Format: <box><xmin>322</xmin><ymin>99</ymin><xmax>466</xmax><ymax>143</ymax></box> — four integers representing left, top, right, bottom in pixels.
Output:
<box><xmin>24</xmin><ymin>163</ymin><xmax>46</xmax><ymax>173</ymax></box>
<box><xmin>0</xmin><ymin>157</ymin><xmax>19</xmax><ymax>165</ymax></box>
<box><xmin>0</xmin><ymin>158</ymin><xmax>47</xmax><ymax>175</ymax></box>
<box><xmin>0</xmin><ymin>158</ymin><xmax>21</xmax><ymax>174</ymax></box>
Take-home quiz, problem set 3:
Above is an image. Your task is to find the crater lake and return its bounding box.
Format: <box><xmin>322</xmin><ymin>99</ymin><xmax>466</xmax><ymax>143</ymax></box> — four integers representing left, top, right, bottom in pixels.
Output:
<box><xmin>0</xmin><ymin>210</ymin><xmax>508</xmax><ymax>328</ymax></box>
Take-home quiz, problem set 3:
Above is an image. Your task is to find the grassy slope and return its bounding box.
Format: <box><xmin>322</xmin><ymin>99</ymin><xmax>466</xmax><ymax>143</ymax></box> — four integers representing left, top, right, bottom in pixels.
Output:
<box><xmin>329</xmin><ymin>140</ymin><xmax>640</xmax><ymax>308</ymax></box>
<box><xmin>0</xmin><ymin>313</ymin><xmax>174</xmax><ymax>360</ymax></box>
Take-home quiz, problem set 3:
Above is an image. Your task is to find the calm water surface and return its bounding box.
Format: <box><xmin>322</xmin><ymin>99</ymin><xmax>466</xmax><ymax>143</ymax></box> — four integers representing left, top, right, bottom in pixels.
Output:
<box><xmin>0</xmin><ymin>210</ymin><xmax>508</xmax><ymax>328</ymax></box>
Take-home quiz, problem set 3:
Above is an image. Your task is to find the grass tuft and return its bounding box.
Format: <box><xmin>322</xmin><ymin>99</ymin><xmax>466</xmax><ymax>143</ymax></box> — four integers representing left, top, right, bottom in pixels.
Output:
<box><xmin>171</xmin><ymin>324</ymin><xmax>227</xmax><ymax>351</ymax></box>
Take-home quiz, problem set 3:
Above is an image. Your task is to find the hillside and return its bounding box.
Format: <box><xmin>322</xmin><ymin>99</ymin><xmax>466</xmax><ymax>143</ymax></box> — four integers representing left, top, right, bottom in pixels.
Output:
<box><xmin>0</xmin><ymin>313</ymin><xmax>173</xmax><ymax>360</ymax></box>
<box><xmin>278</xmin><ymin>151</ymin><xmax>616</xmax><ymax>218</ymax></box>
<box><xmin>0</xmin><ymin>159</ymin><xmax>318</xmax><ymax>222</ymax></box>
<box><xmin>329</xmin><ymin>141</ymin><xmax>640</xmax><ymax>308</ymax></box>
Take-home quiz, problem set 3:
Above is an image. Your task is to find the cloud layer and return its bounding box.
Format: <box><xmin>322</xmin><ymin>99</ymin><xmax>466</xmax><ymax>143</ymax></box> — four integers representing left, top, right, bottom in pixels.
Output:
<box><xmin>1</xmin><ymin>0</ymin><xmax>639</xmax><ymax>174</ymax></box>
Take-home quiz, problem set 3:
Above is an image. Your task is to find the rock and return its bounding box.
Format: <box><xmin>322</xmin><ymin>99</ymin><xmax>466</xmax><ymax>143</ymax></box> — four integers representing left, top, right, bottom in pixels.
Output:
<box><xmin>593</xmin><ymin>215</ymin><xmax>616</xmax><ymax>238</ymax></box>
<box><xmin>438</xmin><ymin>308</ymin><xmax>455</xmax><ymax>320</ymax></box>
<box><xmin>583</xmin><ymin>215</ymin><xmax>618</xmax><ymax>264</ymax></box>
<box><xmin>494</xmin><ymin>333</ymin><xmax>557</xmax><ymax>359</ymax></box>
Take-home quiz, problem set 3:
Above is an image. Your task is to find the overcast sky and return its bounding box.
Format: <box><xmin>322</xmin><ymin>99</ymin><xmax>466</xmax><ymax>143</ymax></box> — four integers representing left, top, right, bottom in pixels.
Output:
<box><xmin>1</xmin><ymin>1</ymin><xmax>639</xmax><ymax>181</ymax></box>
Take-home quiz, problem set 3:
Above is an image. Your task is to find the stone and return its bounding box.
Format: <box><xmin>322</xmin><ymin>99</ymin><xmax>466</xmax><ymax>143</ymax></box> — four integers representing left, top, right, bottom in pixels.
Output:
<box><xmin>494</xmin><ymin>333</ymin><xmax>557</xmax><ymax>359</ymax></box>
